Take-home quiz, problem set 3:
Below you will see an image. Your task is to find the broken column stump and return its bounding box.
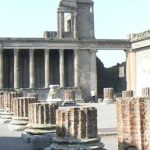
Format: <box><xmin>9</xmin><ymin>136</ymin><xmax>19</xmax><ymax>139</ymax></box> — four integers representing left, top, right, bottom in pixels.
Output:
<box><xmin>142</xmin><ymin>87</ymin><xmax>150</xmax><ymax>97</ymax></box>
<box><xmin>103</xmin><ymin>88</ymin><xmax>114</xmax><ymax>103</ymax></box>
<box><xmin>0</xmin><ymin>91</ymin><xmax>22</xmax><ymax>123</ymax></box>
<box><xmin>48</xmin><ymin>107</ymin><xmax>105</xmax><ymax>150</ymax></box>
<box><xmin>62</xmin><ymin>90</ymin><xmax>76</xmax><ymax>106</ymax></box>
<box><xmin>8</xmin><ymin>97</ymin><xmax>37</xmax><ymax>131</ymax></box>
<box><xmin>0</xmin><ymin>95</ymin><xmax>4</xmax><ymax>114</ymax></box>
<box><xmin>122</xmin><ymin>90</ymin><xmax>133</xmax><ymax>98</ymax></box>
<box><xmin>23</xmin><ymin>103</ymin><xmax>58</xmax><ymax>150</ymax></box>
<box><xmin>117</xmin><ymin>97</ymin><xmax>150</xmax><ymax>150</ymax></box>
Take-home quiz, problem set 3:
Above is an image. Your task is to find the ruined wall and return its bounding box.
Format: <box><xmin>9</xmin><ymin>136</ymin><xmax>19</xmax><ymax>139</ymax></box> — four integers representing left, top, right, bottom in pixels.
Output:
<box><xmin>117</xmin><ymin>97</ymin><xmax>150</xmax><ymax>150</ymax></box>
<box><xmin>97</xmin><ymin>57</ymin><xmax>126</xmax><ymax>98</ymax></box>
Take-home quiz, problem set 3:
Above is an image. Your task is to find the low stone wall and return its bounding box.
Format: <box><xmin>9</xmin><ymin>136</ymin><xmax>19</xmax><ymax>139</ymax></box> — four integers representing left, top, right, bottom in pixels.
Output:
<box><xmin>117</xmin><ymin>97</ymin><xmax>150</xmax><ymax>150</ymax></box>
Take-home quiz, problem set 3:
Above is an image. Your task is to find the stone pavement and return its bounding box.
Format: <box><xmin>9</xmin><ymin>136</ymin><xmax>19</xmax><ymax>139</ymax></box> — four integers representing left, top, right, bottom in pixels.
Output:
<box><xmin>0</xmin><ymin>124</ymin><xmax>30</xmax><ymax>150</ymax></box>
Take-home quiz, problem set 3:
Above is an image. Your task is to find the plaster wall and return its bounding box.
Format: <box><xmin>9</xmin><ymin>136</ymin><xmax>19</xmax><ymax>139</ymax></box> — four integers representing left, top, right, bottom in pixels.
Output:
<box><xmin>136</xmin><ymin>47</ymin><xmax>150</xmax><ymax>96</ymax></box>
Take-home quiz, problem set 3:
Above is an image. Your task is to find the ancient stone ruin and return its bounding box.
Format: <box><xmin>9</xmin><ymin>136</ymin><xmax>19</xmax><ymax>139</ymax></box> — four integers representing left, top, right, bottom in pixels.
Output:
<box><xmin>8</xmin><ymin>97</ymin><xmax>37</xmax><ymax>131</ymax></box>
<box><xmin>122</xmin><ymin>90</ymin><xmax>133</xmax><ymax>98</ymax></box>
<box><xmin>47</xmin><ymin>107</ymin><xmax>105</xmax><ymax>150</ymax></box>
<box><xmin>117</xmin><ymin>97</ymin><xmax>150</xmax><ymax>150</ymax></box>
<box><xmin>103</xmin><ymin>88</ymin><xmax>114</xmax><ymax>103</ymax></box>
<box><xmin>0</xmin><ymin>91</ymin><xmax>22</xmax><ymax>123</ymax></box>
<box><xmin>25</xmin><ymin>102</ymin><xmax>58</xmax><ymax>135</ymax></box>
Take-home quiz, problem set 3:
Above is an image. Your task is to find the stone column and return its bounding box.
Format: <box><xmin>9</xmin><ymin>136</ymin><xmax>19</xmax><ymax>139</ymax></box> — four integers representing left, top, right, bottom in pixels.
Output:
<box><xmin>126</xmin><ymin>50</ymin><xmax>136</xmax><ymax>92</ymax></box>
<box><xmin>103</xmin><ymin>88</ymin><xmax>114</xmax><ymax>103</ymax></box>
<box><xmin>8</xmin><ymin>97</ymin><xmax>37</xmax><ymax>131</ymax></box>
<box><xmin>29</xmin><ymin>49</ymin><xmax>35</xmax><ymax>88</ymax></box>
<box><xmin>59</xmin><ymin>49</ymin><xmax>64</xmax><ymax>88</ymax></box>
<box><xmin>142</xmin><ymin>87</ymin><xmax>150</xmax><ymax>97</ymax></box>
<box><xmin>74</xmin><ymin>49</ymin><xmax>79</xmax><ymax>87</ymax></box>
<box><xmin>14</xmin><ymin>49</ymin><xmax>19</xmax><ymax>89</ymax></box>
<box><xmin>45</xmin><ymin>49</ymin><xmax>50</xmax><ymax>88</ymax></box>
<box><xmin>0</xmin><ymin>48</ymin><xmax>3</xmax><ymax>89</ymax></box>
<box><xmin>57</xmin><ymin>12</ymin><xmax>64</xmax><ymax>38</ymax></box>
<box><xmin>64</xmin><ymin>90</ymin><xmax>75</xmax><ymax>101</ymax></box>
<box><xmin>0</xmin><ymin>95</ymin><xmax>4</xmax><ymax>112</ymax></box>
<box><xmin>122</xmin><ymin>90</ymin><xmax>133</xmax><ymax>98</ymax></box>
<box><xmin>25</xmin><ymin>103</ymin><xmax>58</xmax><ymax>135</ymax></box>
<box><xmin>49</xmin><ymin>107</ymin><xmax>104</xmax><ymax>150</ymax></box>
<box><xmin>73</xmin><ymin>12</ymin><xmax>77</xmax><ymax>39</ymax></box>
<box><xmin>90</xmin><ymin>50</ymin><xmax>97</xmax><ymax>96</ymax></box>
<box><xmin>0</xmin><ymin>91</ymin><xmax>22</xmax><ymax>123</ymax></box>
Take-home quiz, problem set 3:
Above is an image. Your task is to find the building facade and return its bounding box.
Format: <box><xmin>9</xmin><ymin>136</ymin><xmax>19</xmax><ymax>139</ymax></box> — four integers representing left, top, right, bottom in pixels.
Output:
<box><xmin>0</xmin><ymin>0</ymin><xmax>130</xmax><ymax>100</ymax></box>
<box><xmin>127</xmin><ymin>30</ymin><xmax>150</xmax><ymax>96</ymax></box>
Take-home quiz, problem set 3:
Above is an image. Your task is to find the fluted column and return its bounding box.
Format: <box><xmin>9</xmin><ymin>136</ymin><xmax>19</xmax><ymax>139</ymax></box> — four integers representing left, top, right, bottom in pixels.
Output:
<box><xmin>25</xmin><ymin>103</ymin><xmax>58</xmax><ymax>135</ymax></box>
<box><xmin>50</xmin><ymin>107</ymin><xmax>105</xmax><ymax>150</ymax></box>
<box><xmin>45</xmin><ymin>49</ymin><xmax>50</xmax><ymax>88</ymax></box>
<box><xmin>29</xmin><ymin>49</ymin><xmax>35</xmax><ymax>88</ymax></box>
<box><xmin>74</xmin><ymin>49</ymin><xmax>79</xmax><ymax>87</ymax></box>
<box><xmin>14</xmin><ymin>49</ymin><xmax>19</xmax><ymax>89</ymax></box>
<box><xmin>73</xmin><ymin>12</ymin><xmax>77</xmax><ymax>39</ymax></box>
<box><xmin>0</xmin><ymin>48</ymin><xmax>3</xmax><ymax>88</ymax></box>
<box><xmin>59</xmin><ymin>49</ymin><xmax>64</xmax><ymax>88</ymax></box>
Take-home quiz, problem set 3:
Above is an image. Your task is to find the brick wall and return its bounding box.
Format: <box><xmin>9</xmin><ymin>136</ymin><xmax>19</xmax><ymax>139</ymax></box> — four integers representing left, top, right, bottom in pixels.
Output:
<box><xmin>117</xmin><ymin>97</ymin><xmax>150</xmax><ymax>150</ymax></box>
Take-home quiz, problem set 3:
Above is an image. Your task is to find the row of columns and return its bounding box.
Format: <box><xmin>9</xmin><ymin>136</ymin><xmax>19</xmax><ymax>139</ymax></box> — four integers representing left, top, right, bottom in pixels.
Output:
<box><xmin>0</xmin><ymin>49</ymin><xmax>79</xmax><ymax>89</ymax></box>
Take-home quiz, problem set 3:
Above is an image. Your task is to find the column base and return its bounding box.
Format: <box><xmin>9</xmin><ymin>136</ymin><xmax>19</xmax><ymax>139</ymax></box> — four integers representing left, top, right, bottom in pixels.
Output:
<box><xmin>25</xmin><ymin>124</ymin><xmax>56</xmax><ymax>135</ymax></box>
<box><xmin>48</xmin><ymin>137</ymin><xmax>105</xmax><ymax>150</ymax></box>
<box><xmin>8</xmin><ymin>117</ymin><xmax>28</xmax><ymax>131</ymax></box>
<box><xmin>103</xmin><ymin>99</ymin><xmax>115</xmax><ymax>104</ymax></box>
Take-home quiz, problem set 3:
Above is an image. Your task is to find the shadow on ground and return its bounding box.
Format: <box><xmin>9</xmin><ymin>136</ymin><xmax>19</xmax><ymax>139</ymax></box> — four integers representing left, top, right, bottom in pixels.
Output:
<box><xmin>0</xmin><ymin>136</ymin><xmax>30</xmax><ymax>150</ymax></box>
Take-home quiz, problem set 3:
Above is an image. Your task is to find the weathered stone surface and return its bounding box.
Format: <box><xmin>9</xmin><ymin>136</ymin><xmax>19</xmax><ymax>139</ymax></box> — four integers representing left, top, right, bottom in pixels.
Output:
<box><xmin>0</xmin><ymin>95</ymin><xmax>4</xmax><ymax>112</ymax></box>
<box><xmin>117</xmin><ymin>97</ymin><xmax>150</xmax><ymax>150</ymax></box>
<box><xmin>142</xmin><ymin>87</ymin><xmax>150</xmax><ymax>97</ymax></box>
<box><xmin>103</xmin><ymin>88</ymin><xmax>114</xmax><ymax>103</ymax></box>
<box><xmin>122</xmin><ymin>90</ymin><xmax>133</xmax><ymax>98</ymax></box>
<box><xmin>25</xmin><ymin>103</ymin><xmax>58</xmax><ymax>135</ymax></box>
<box><xmin>49</xmin><ymin>107</ymin><xmax>105</xmax><ymax>150</ymax></box>
<box><xmin>8</xmin><ymin>97</ymin><xmax>37</xmax><ymax>131</ymax></box>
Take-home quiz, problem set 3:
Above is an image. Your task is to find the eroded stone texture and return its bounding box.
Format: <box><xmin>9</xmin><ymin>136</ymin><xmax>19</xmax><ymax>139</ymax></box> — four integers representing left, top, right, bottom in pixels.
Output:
<box><xmin>64</xmin><ymin>90</ymin><xmax>75</xmax><ymax>101</ymax></box>
<box><xmin>122</xmin><ymin>90</ymin><xmax>133</xmax><ymax>98</ymax></box>
<box><xmin>25</xmin><ymin>103</ymin><xmax>58</xmax><ymax>135</ymax></box>
<box><xmin>117</xmin><ymin>97</ymin><xmax>150</xmax><ymax>150</ymax></box>
<box><xmin>8</xmin><ymin>97</ymin><xmax>37</xmax><ymax>131</ymax></box>
<box><xmin>27</xmin><ymin>93</ymin><xmax>38</xmax><ymax>101</ymax></box>
<box><xmin>50</xmin><ymin>107</ymin><xmax>105</xmax><ymax>150</ymax></box>
<box><xmin>0</xmin><ymin>91</ymin><xmax>22</xmax><ymax>123</ymax></box>
<box><xmin>142</xmin><ymin>87</ymin><xmax>150</xmax><ymax>97</ymax></box>
<box><xmin>3</xmin><ymin>91</ymin><xmax>22</xmax><ymax>113</ymax></box>
<box><xmin>103</xmin><ymin>88</ymin><xmax>114</xmax><ymax>103</ymax></box>
<box><xmin>0</xmin><ymin>95</ymin><xmax>4</xmax><ymax>111</ymax></box>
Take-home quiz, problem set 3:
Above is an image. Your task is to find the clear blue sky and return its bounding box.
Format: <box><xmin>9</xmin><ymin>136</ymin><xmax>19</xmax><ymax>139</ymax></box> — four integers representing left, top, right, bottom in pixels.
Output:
<box><xmin>0</xmin><ymin>0</ymin><xmax>150</xmax><ymax>67</ymax></box>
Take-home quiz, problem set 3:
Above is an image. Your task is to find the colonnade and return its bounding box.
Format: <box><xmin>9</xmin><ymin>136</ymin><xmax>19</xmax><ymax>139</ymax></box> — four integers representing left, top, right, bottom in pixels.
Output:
<box><xmin>0</xmin><ymin>48</ymin><xmax>79</xmax><ymax>89</ymax></box>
